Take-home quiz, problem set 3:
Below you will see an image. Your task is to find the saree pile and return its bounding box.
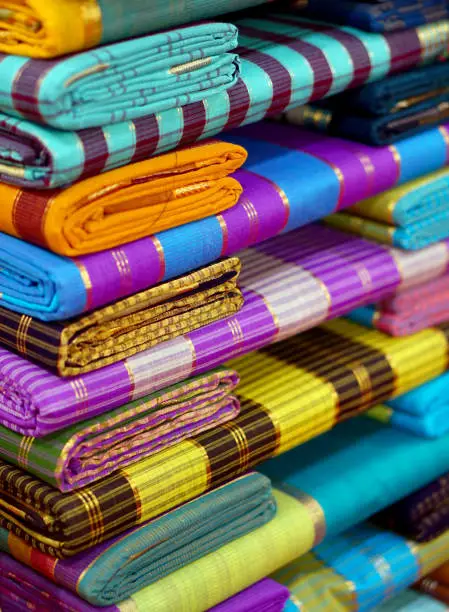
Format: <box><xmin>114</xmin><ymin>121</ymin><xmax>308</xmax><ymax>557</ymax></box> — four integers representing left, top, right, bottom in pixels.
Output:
<box><xmin>0</xmin><ymin>0</ymin><xmax>272</xmax><ymax>58</ymax></box>
<box><xmin>0</xmin><ymin>368</ymin><xmax>240</xmax><ymax>491</ymax></box>
<box><xmin>0</xmin><ymin>23</ymin><xmax>239</xmax><ymax>130</ymax></box>
<box><xmin>416</xmin><ymin>562</ymin><xmax>449</xmax><ymax>605</ymax></box>
<box><xmin>2</xmin><ymin>318</ymin><xmax>449</xmax><ymax>554</ymax></box>
<box><xmin>326</xmin><ymin>166</ymin><xmax>449</xmax><ymax>249</ymax></box>
<box><xmin>283</xmin><ymin>62</ymin><xmax>449</xmax><ymax>146</ymax></box>
<box><xmin>349</xmin><ymin>274</ymin><xmax>449</xmax><ymax>336</ymax></box>
<box><xmin>0</xmin><ymin>488</ymin><xmax>315</xmax><ymax>612</ymax></box>
<box><xmin>368</xmin><ymin>371</ymin><xmax>449</xmax><ymax>438</ymax></box>
<box><xmin>292</xmin><ymin>0</ymin><xmax>449</xmax><ymax>32</ymax></box>
<box><xmin>274</xmin><ymin>524</ymin><xmax>449</xmax><ymax>612</ymax></box>
<box><xmin>0</xmin><ymin>473</ymin><xmax>276</xmax><ymax>603</ymax></box>
<box><xmin>0</xmin><ymin>140</ymin><xmax>246</xmax><ymax>255</ymax></box>
<box><xmin>1</xmin><ymin>18</ymin><xmax>448</xmax><ymax>188</ymax></box>
<box><xmin>376</xmin><ymin>472</ymin><xmax>449</xmax><ymax>542</ymax></box>
<box><xmin>0</xmin><ymin>257</ymin><xmax>243</xmax><ymax>376</ymax></box>
<box><xmin>3</xmin><ymin>224</ymin><xmax>449</xmax><ymax>436</ymax></box>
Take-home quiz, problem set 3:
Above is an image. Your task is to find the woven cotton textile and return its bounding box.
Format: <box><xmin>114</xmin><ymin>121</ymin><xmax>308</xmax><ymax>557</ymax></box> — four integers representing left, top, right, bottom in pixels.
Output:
<box><xmin>0</xmin><ymin>140</ymin><xmax>246</xmax><ymax>256</ymax></box>
<box><xmin>211</xmin><ymin>579</ymin><xmax>290</xmax><ymax>612</ymax></box>
<box><xmin>376</xmin><ymin>590</ymin><xmax>448</xmax><ymax>612</ymax></box>
<box><xmin>0</xmin><ymin>489</ymin><xmax>315</xmax><ymax>612</ymax></box>
<box><xmin>0</xmin><ymin>23</ymin><xmax>239</xmax><ymax>130</ymax></box>
<box><xmin>3</xmin><ymin>224</ymin><xmax>449</xmax><ymax>437</ymax></box>
<box><xmin>275</xmin><ymin>524</ymin><xmax>449</xmax><ymax>612</ymax></box>
<box><xmin>0</xmin><ymin>0</ymin><xmax>273</xmax><ymax>58</ymax></box>
<box><xmin>2</xmin><ymin>318</ymin><xmax>449</xmax><ymax>556</ymax></box>
<box><xmin>1</xmin><ymin>17</ymin><xmax>449</xmax><ymax>188</ymax></box>
<box><xmin>0</xmin><ymin>258</ymin><xmax>243</xmax><ymax>376</ymax></box>
<box><xmin>4</xmin><ymin>121</ymin><xmax>449</xmax><ymax>321</ymax></box>
<box><xmin>0</xmin><ymin>368</ymin><xmax>240</xmax><ymax>491</ymax></box>
<box><xmin>295</xmin><ymin>0</ymin><xmax>449</xmax><ymax>32</ymax></box>
<box><xmin>0</xmin><ymin>473</ymin><xmax>276</xmax><ymax>604</ymax></box>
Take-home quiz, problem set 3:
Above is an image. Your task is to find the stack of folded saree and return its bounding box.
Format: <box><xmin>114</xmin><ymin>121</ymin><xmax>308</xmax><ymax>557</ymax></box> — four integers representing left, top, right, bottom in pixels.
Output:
<box><xmin>282</xmin><ymin>62</ymin><xmax>449</xmax><ymax>146</ymax></box>
<box><xmin>2</xmin><ymin>318</ymin><xmax>449</xmax><ymax>557</ymax></box>
<box><xmin>326</xmin><ymin>166</ymin><xmax>449</xmax><ymax>250</ymax></box>
<box><xmin>376</xmin><ymin>472</ymin><xmax>449</xmax><ymax>542</ymax></box>
<box><xmin>1</xmin><ymin>16</ymin><xmax>448</xmax><ymax>188</ymax></box>
<box><xmin>3</xmin><ymin>224</ymin><xmax>449</xmax><ymax>435</ymax></box>
<box><xmin>416</xmin><ymin>562</ymin><xmax>449</xmax><ymax>605</ymax></box>
<box><xmin>368</xmin><ymin>371</ymin><xmax>449</xmax><ymax>438</ymax></box>
<box><xmin>292</xmin><ymin>0</ymin><xmax>449</xmax><ymax>32</ymax></box>
<box><xmin>348</xmin><ymin>274</ymin><xmax>449</xmax><ymax>336</ymax></box>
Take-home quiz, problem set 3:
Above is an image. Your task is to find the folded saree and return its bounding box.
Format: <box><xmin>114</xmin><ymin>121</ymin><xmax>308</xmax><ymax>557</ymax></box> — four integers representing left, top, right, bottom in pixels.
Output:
<box><xmin>376</xmin><ymin>472</ymin><xmax>449</xmax><ymax>542</ymax></box>
<box><xmin>416</xmin><ymin>562</ymin><xmax>449</xmax><ymax>605</ymax></box>
<box><xmin>326</xmin><ymin>166</ymin><xmax>449</xmax><ymax>249</ymax></box>
<box><xmin>0</xmin><ymin>0</ymin><xmax>271</xmax><ymax>58</ymax></box>
<box><xmin>0</xmin><ymin>367</ymin><xmax>240</xmax><ymax>491</ymax></box>
<box><xmin>0</xmin><ymin>23</ymin><xmax>239</xmax><ymax>130</ymax></box>
<box><xmin>274</xmin><ymin>524</ymin><xmax>449</xmax><ymax>612</ymax></box>
<box><xmin>4</xmin><ymin>121</ymin><xmax>449</xmax><ymax>321</ymax></box>
<box><xmin>0</xmin><ymin>140</ymin><xmax>246</xmax><ymax>256</ymax></box>
<box><xmin>0</xmin><ymin>472</ymin><xmax>276</xmax><ymax>605</ymax></box>
<box><xmin>4</xmin><ymin>224</ymin><xmax>449</xmax><ymax>436</ymax></box>
<box><xmin>349</xmin><ymin>274</ymin><xmax>449</xmax><ymax>336</ymax></box>
<box><xmin>293</xmin><ymin>0</ymin><xmax>449</xmax><ymax>32</ymax></box>
<box><xmin>1</xmin><ymin>17</ymin><xmax>448</xmax><ymax>188</ymax></box>
<box><xmin>2</xmin><ymin>318</ymin><xmax>449</xmax><ymax>555</ymax></box>
<box><xmin>0</xmin><ymin>257</ymin><xmax>243</xmax><ymax>376</ymax></box>
<box><xmin>367</xmin><ymin>371</ymin><xmax>449</xmax><ymax>438</ymax></box>
<box><xmin>211</xmin><ymin>580</ymin><xmax>290</xmax><ymax>612</ymax></box>
<box><xmin>0</xmin><ymin>488</ymin><xmax>316</xmax><ymax>612</ymax></box>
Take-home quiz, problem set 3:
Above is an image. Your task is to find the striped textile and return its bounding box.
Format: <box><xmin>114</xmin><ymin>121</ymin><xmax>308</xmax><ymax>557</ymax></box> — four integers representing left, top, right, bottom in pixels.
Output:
<box><xmin>274</xmin><ymin>524</ymin><xmax>449</xmax><ymax>612</ymax></box>
<box><xmin>295</xmin><ymin>0</ymin><xmax>449</xmax><ymax>32</ymax></box>
<box><xmin>0</xmin><ymin>473</ymin><xmax>276</xmax><ymax>606</ymax></box>
<box><xmin>0</xmin><ymin>24</ymin><xmax>239</xmax><ymax>130</ymax></box>
<box><xmin>0</xmin><ymin>258</ymin><xmax>243</xmax><ymax>377</ymax></box>
<box><xmin>1</xmin><ymin>16</ymin><xmax>449</xmax><ymax>188</ymax></box>
<box><xmin>0</xmin><ymin>489</ymin><xmax>315</xmax><ymax>612</ymax></box>
<box><xmin>3</xmin><ymin>223</ymin><xmax>449</xmax><ymax>437</ymax></box>
<box><xmin>377</xmin><ymin>473</ymin><xmax>449</xmax><ymax>543</ymax></box>
<box><xmin>0</xmin><ymin>140</ymin><xmax>246</xmax><ymax>256</ymax></box>
<box><xmin>0</xmin><ymin>368</ymin><xmax>240</xmax><ymax>491</ymax></box>
<box><xmin>0</xmin><ymin>0</ymin><xmax>274</xmax><ymax>58</ymax></box>
<box><xmin>348</xmin><ymin>274</ymin><xmax>449</xmax><ymax>336</ymax></box>
<box><xmin>325</xmin><ymin>167</ymin><xmax>449</xmax><ymax>250</ymax></box>
<box><xmin>2</xmin><ymin>318</ymin><xmax>449</xmax><ymax>556</ymax></box>
<box><xmin>5</xmin><ymin>121</ymin><xmax>449</xmax><ymax>322</ymax></box>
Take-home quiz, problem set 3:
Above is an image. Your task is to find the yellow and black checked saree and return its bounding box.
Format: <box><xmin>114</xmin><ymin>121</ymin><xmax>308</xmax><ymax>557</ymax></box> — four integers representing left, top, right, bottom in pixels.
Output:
<box><xmin>1</xmin><ymin>318</ymin><xmax>448</xmax><ymax>557</ymax></box>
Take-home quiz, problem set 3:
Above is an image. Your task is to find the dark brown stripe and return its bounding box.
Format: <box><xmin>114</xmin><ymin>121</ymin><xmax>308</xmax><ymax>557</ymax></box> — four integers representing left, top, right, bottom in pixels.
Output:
<box><xmin>11</xmin><ymin>59</ymin><xmax>58</xmax><ymax>122</ymax></box>
<box><xmin>78</xmin><ymin>128</ymin><xmax>109</xmax><ymax>179</ymax></box>
<box><xmin>130</xmin><ymin>115</ymin><xmax>160</xmax><ymax>164</ymax></box>
<box><xmin>386</xmin><ymin>28</ymin><xmax>421</xmax><ymax>75</ymax></box>
<box><xmin>180</xmin><ymin>101</ymin><xmax>207</xmax><ymax>145</ymax></box>
<box><xmin>223</xmin><ymin>79</ymin><xmax>252</xmax><ymax>130</ymax></box>
<box><xmin>12</xmin><ymin>189</ymin><xmax>54</xmax><ymax>248</ymax></box>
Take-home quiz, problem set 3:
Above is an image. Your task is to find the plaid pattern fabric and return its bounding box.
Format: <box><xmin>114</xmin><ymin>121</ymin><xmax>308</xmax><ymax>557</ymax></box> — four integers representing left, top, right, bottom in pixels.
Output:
<box><xmin>326</xmin><ymin>167</ymin><xmax>449</xmax><ymax>250</ymax></box>
<box><xmin>0</xmin><ymin>0</ymin><xmax>274</xmax><ymax>58</ymax></box>
<box><xmin>0</xmin><ymin>23</ymin><xmax>240</xmax><ymax>130</ymax></box>
<box><xmin>3</xmin><ymin>223</ymin><xmax>449</xmax><ymax>437</ymax></box>
<box><xmin>1</xmin><ymin>317</ymin><xmax>449</xmax><ymax>557</ymax></box>
<box><xmin>1</xmin><ymin>17</ymin><xmax>449</xmax><ymax>188</ymax></box>
<box><xmin>0</xmin><ymin>473</ymin><xmax>276</xmax><ymax>606</ymax></box>
<box><xmin>0</xmin><ymin>258</ymin><xmax>243</xmax><ymax>376</ymax></box>
<box><xmin>295</xmin><ymin>0</ymin><xmax>449</xmax><ymax>32</ymax></box>
<box><xmin>0</xmin><ymin>489</ymin><xmax>314</xmax><ymax>612</ymax></box>
<box><xmin>377</xmin><ymin>473</ymin><xmax>449</xmax><ymax>542</ymax></box>
<box><xmin>274</xmin><ymin>524</ymin><xmax>449</xmax><ymax>612</ymax></box>
<box><xmin>0</xmin><ymin>368</ymin><xmax>240</xmax><ymax>491</ymax></box>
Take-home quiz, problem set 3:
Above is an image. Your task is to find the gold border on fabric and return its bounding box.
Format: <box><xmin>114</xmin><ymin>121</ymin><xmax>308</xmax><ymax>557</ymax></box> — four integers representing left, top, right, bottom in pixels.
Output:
<box><xmin>276</xmin><ymin>482</ymin><xmax>326</xmax><ymax>546</ymax></box>
<box><xmin>79</xmin><ymin>0</ymin><xmax>103</xmax><ymax>49</ymax></box>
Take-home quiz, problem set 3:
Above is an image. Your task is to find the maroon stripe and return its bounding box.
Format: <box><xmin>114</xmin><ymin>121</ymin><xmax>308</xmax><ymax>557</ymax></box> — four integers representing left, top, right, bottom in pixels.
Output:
<box><xmin>223</xmin><ymin>79</ymin><xmax>252</xmax><ymax>130</ymax></box>
<box><xmin>237</xmin><ymin>45</ymin><xmax>292</xmax><ymax>116</ymax></box>
<box><xmin>385</xmin><ymin>28</ymin><xmax>422</xmax><ymax>75</ymax></box>
<box><xmin>12</xmin><ymin>190</ymin><xmax>57</xmax><ymax>248</ymax></box>
<box><xmin>179</xmin><ymin>101</ymin><xmax>207</xmax><ymax>146</ymax></box>
<box><xmin>78</xmin><ymin>128</ymin><xmax>109</xmax><ymax>179</ymax></box>
<box><xmin>239</xmin><ymin>24</ymin><xmax>333</xmax><ymax>101</ymax></box>
<box><xmin>11</xmin><ymin>59</ymin><xmax>58</xmax><ymax>122</ymax></box>
<box><xmin>271</xmin><ymin>15</ymin><xmax>372</xmax><ymax>89</ymax></box>
<box><xmin>130</xmin><ymin>115</ymin><xmax>160</xmax><ymax>164</ymax></box>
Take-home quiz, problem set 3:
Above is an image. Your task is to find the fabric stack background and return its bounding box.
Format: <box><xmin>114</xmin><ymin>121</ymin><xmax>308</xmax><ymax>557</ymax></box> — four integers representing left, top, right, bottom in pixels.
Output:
<box><xmin>1</xmin><ymin>1</ymin><xmax>449</xmax><ymax>611</ymax></box>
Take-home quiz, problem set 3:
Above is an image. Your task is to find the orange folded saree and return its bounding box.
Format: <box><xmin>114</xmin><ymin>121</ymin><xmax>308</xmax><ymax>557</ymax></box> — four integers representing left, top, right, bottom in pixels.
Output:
<box><xmin>0</xmin><ymin>139</ymin><xmax>246</xmax><ymax>256</ymax></box>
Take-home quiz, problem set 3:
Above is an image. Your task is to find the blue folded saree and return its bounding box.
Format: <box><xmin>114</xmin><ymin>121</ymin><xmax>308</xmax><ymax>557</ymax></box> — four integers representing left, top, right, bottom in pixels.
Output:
<box><xmin>0</xmin><ymin>23</ymin><xmax>239</xmax><ymax>130</ymax></box>
<box><xmin>366</xmin><ymin>373</ymin><xmax>449</xmax><ymax>439</ymax></box>
<box><xmin>296</xmin><ymin>0</ymin><xmax>449</xmax><ymax>32</ymax></box>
